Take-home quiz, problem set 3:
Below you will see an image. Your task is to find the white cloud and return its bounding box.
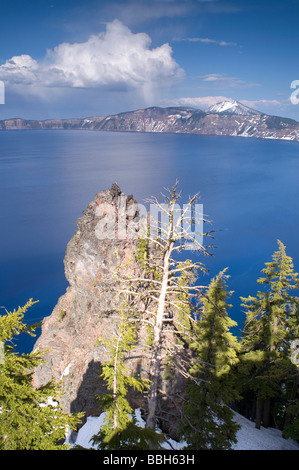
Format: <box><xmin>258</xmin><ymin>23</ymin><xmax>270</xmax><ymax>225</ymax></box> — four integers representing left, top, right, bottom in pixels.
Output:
<box><xmin>99</xmin><ymin>0</ymin><xmax>192</xmax><ymax>25</ymax></box>
<box><xmin>165</xmin><ymin>96</ymin><xmax>232</xmax><ymax>109</ymax></box>
<box><xmin>175</xmin><ymin>37</ymin><xmax>237</xmax><ymax>46</ymax></box>
<box><xmin>0</xmin><ymin>20</ymin><xmax>184</xmax><ymax>101</ymax></box>
<box><xmin>239</xmin><ymin>99</ymin><xmax>289</xmax><ymax>116</ymax></box>
<box><xmin>240</xmin><ymin>99</ymin><xmax>281</xmax><ymax>108</ymax></box>
<box><xmin>0</xmin><ymin>55</ymin><xmax>39</xmax><ymax>85</ymax></box>
<box><xmin>163</xmin><ymin>96</ymin><xmax>287</xmax><ymax>116</ymax></box>
<box><xmin>200</xmin><ymin>73</ymin><xmax>260</xmax><ymax>88</ymax></box>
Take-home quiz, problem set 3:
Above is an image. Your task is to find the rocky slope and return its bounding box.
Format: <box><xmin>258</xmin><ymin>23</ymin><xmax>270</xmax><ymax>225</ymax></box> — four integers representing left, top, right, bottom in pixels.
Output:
<box><xmin>1</xmin><ymin>100</ymin><xmax>299</xmax><ymax>141</ymax></box>
<box><xmin>0</xmin><ymin>116</ymin><xmax>105</xmax><ymax>130</ymax></box>
<box><xmin>95</xmin><ymin>103</ymin><xmax>299</xmax><ymax>140</ymax></box>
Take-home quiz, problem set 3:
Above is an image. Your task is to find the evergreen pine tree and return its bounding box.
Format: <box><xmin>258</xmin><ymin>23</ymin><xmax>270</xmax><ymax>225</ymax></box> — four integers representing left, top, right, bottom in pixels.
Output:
<box><xmin>0</xmin><ymin>300</ymin><xmax>83</xmax><ymax>450</ymax></box>
<box><xmin>181</xmin><ymin>270</ymin><xmax>240</xmax><ymax>450</ymax></box>
<box><xmin>238</xmin><ymin>240</ymin><xmax>299</xmax><ymax>430</ymax></box>
<box><xmin>91</xmin><ymin>310</ymin><xmax>164</xmax><ymax>450</ymax></box>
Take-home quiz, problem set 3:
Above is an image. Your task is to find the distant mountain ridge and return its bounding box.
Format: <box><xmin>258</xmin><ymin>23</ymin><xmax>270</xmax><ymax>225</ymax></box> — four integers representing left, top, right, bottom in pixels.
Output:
<box><xmin>1</xmin><ymin>100</ymin><xmax>299</xmax><ymax>141</ymax></box>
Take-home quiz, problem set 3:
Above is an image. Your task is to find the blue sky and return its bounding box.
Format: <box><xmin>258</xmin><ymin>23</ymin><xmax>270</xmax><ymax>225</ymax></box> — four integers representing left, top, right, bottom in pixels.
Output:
<box><xmin>0</xmin><ymin>0</ymin><xmax>299</xmax><ymax>120</ymax></box>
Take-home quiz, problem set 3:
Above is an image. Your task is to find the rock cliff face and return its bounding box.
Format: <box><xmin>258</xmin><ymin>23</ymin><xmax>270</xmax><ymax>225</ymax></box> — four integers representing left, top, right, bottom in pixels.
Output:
<box><xmin>0</xmin><ymin>116</ymin><xmax>104</xmax><ymax>130</ymax></box>
<box><xmin>1</xmin><ymin>102</ymin><xmax>299</xmax><ymax>141</ymax></box>
<box><xmin>96</xmin><ymin>105</ymin><xmax>299</xmax><ymax>141</ymax></box>
<box><xmin>33</xmin><ymin>184</ymin><xmax>148</xmax><ymax>418</ymax></box>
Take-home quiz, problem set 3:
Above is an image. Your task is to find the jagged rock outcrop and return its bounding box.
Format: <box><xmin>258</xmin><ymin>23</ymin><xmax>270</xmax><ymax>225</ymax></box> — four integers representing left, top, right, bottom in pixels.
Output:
<box><xmin>33</xmin><ymin>185</ymin><xmax>148</xmax><ymax>418</ymax></box>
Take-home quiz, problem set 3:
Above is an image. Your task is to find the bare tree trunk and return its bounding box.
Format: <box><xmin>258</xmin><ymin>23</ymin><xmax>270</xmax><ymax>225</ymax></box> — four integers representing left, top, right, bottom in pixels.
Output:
<box><xmin>146</xmin><ymin>243</ymin><xmax>173</xmax><ymax>433</ymax></box>
<box><xmin>263</xmin><ymin>397</ymin><xmax>271</xmax><ymax>428</ymax></box>
<box><xmin>251</xmin><ymin>398</ymin><xmax>256</xmax><ymax>422</ymax></box>
<box><xmin>113</xmin><ymin>332</ymin><xmax>122</xmax><ymax>430</ymax></box>
<box><xmin>283</xmin><ymin>371</ymin><xmax>299</xmax><ymax>431</ymax></box>
<box><xmin>146</xmin><ymin>343</ymin><xmax>161</xmax><ymax>430</ymax></box>
<box><xmin>255</xmin><ymin>392</ymin><xmax>262</xmax><ymax>429</ymax></box>
<box><xmin>120</xmin><ymin>184</ymin><xmax>209</xmax><ymax>446</ymax></box>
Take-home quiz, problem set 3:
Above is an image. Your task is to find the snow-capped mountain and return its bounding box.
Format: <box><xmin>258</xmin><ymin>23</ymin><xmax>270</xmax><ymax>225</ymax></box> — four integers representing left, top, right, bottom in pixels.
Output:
<box><xmin>206</xmin><ymin>99</ymin><xmax>261</xmax><ymax>116</ymax></box>
<box><xmin>1</xmin><ymin>102</ymin><xmax>299</xmax><ymax>141</ymax></box>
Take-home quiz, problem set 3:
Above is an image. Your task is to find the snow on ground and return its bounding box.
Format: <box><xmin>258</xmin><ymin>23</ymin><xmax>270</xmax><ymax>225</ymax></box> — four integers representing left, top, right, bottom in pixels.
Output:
<box><xmin>66</xmin><ymin>410</ymin><xmax>187</xmax><ymax>450</ymax></box>
<box><xmin>66</xmin><ymin>410</ymin><xmax>299</xmax><ymax>451</ymax></box>
<box><xmin>232</xmin><ymin>411</ymin><xmax>299</xmax><ymax>450</ymax></box>
<box><xmin>68</xmin><ymin>415</ymin><xmax>106</xmax><ymax>449</ymax></box>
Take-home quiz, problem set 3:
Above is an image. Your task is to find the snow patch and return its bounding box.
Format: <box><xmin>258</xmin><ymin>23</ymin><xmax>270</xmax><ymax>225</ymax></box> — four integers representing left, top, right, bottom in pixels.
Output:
<box><xmin>66</xmin><ymin>409</ymin><xmax>299</xmax><ymax>450</ymax></box>
<box><xmin>61</xmin><ymin>363</ymin><xmax>71</xmax><ymax>378</ymax></box>
<box><xmin>232</xmin><ymin>411</ymin><xmax>299</xmax><ymax>450</ymax></box>
<box><xmin>39</xmin><ymin>396</ymin><xmax>59</xmax><ymax>408</ymax></box>
<box><xmin>66</xmin><ymin>409</ymin><xmax>186</xmax><ymax>450</ymax></box>
<box><xmin>68</xmin><ymin>415</ymin><xmax>107</xmax><ymax>449</ymax></box>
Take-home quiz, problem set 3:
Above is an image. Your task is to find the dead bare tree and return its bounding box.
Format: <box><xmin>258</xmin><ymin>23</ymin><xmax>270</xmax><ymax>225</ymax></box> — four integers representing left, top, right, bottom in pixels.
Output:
<box><xmin>113</xmin><ymin>182</ymin><xmax>215</xmax><ymax>442</ymax></box>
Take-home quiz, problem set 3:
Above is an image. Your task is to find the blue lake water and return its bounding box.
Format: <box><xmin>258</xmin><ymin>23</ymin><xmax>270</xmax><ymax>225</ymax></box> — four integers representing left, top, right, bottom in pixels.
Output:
<box><xmin>0</xmin><ymin>129</ymin><xmax>299</xmax><ymax>352</ymax></box>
